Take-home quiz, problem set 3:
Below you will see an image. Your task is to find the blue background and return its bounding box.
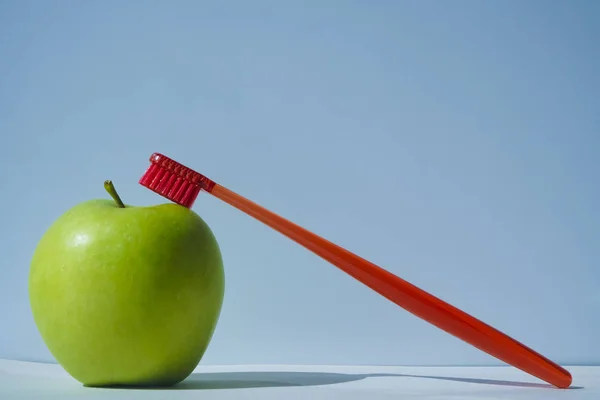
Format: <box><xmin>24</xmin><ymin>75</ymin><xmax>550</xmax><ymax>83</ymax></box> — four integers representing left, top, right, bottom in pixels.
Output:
<box><xmin>1</xmin><ymin>0</ymin><xmax>598</xmax><ymax>366</ymax></box>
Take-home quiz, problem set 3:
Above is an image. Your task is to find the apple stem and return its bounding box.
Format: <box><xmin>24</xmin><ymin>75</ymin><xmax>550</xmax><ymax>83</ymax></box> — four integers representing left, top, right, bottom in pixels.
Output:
<box><xmin>104</xmin><ymin>180</ymin><xmax>126</xmax><ymax>208</ymax></box>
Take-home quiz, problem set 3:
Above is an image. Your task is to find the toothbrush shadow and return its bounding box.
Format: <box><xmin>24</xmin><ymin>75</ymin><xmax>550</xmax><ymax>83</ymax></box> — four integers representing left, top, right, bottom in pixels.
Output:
<box><xmin>172</xmin><ymin>371</ymin><xmax>584</xmax><ymax>390</ymax></box>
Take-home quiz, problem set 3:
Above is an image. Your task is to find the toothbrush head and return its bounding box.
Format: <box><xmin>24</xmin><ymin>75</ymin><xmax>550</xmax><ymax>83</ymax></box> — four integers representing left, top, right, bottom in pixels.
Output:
<box><xmin>138</xmin><ymin>153</ymin><xmax>215</xmax><ymax>208</ymax></box>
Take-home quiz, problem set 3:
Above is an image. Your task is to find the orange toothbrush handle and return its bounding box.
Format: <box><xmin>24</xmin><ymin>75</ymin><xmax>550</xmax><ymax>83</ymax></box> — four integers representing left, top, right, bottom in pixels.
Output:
<box><xmin>209</xmin><ymin>183</ymin><xmax>572</xmax><ymax>388</ymax></box>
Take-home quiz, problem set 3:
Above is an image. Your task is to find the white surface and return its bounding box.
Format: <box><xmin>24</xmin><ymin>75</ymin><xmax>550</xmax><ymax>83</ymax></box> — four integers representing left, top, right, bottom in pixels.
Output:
<box><xmin>0</xmin><ymin>359</ymin><xmax>597</xmax><ymax>399</ymax></box>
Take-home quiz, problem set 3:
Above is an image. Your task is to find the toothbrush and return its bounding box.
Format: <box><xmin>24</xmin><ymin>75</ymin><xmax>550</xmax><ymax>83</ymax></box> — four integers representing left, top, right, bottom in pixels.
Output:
<box><xmin>138</xmin><ymin>152</ymin><xmax>572</xmax><ymax>389</ymax></box>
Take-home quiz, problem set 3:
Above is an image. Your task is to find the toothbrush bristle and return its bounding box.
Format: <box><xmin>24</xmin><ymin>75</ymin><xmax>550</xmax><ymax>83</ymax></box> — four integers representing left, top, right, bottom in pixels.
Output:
<box><xmin>138</xmin><ymin>153</ymin><xmax>215</xmax><ymax>208</ymax></box>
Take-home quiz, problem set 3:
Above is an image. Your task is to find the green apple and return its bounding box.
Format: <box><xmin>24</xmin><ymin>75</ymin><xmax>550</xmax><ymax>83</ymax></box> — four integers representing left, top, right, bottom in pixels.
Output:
<box><xmin>28</xmin><ymin>180</ymin><xmax>225</xmax><ymax>387</ymax></box>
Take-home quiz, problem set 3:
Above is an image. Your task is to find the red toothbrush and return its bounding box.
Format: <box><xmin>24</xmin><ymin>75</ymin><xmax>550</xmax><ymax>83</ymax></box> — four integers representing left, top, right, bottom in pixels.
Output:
<box><xmin>138</xmin><ymin>152</ymin><xmax>572</xmax><ymax>389</ymax></box>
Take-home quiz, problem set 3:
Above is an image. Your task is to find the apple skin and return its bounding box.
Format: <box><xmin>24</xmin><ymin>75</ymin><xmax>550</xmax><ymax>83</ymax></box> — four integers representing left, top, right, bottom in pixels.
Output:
<box><xmin>28</xmin><ymin>199</ymin><xmax>225</xmax><ymax>387</ymax></box>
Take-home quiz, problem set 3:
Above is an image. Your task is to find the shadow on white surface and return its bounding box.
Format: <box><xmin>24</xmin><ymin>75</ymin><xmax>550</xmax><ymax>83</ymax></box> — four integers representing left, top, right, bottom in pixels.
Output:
<box><xmin>99</xmin><ymin>371</ymin><xmax>584</xmax><ymax>391</ymax></box>
<box><xmin>397</xmin><ymin>374</ymin><xmax>584</xmax><ymax>390</ymax></box>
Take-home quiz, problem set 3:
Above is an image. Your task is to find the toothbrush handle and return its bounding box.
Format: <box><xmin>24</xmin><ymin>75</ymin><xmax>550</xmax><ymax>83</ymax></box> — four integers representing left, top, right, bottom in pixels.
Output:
<box><xmin>208</xmin><ymin>183</ymin><xmax>572</xmax><ymax>389</ymax></box>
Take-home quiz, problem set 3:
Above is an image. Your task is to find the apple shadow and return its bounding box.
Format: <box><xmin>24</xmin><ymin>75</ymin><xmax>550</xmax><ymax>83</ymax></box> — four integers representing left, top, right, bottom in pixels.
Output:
<box><xmin>166</xmin><ymin>371</ymin><xmax>584</xmax><ymax>391</ymax></box>
<box><xmin>177</xmin><ymin>371</ymin><xmax>360</xmax><ymax>390</ymax></box>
